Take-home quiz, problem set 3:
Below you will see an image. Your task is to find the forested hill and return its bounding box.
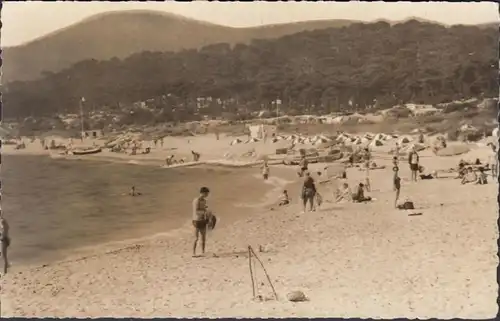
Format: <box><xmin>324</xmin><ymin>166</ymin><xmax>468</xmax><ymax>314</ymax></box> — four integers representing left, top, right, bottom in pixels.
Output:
<box><xmin>4</xmin><ymin>20</ymin><xmax>498</xmax><ymax>120</ymax></box>
<box><xmin>2</xmin><ymin>10</ymin><xmax>358</xmax><ymax>82</ymax></box>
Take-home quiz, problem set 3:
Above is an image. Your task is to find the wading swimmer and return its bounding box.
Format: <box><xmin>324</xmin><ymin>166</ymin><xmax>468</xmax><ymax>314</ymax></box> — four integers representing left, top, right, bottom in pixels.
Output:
<box><xmin>262</xmin><ymin>160</ymin><xmax>270</xmax><ymax>180</ymax></box>
<box><xmin>192</xmin><ymin>187</ymin><xmax>211</xmax><ymax>257</ymax></box>
<box><xmin>0</xmin><ymin>213</ymin><xmax>11</xmax><ymax>274</ymax></box>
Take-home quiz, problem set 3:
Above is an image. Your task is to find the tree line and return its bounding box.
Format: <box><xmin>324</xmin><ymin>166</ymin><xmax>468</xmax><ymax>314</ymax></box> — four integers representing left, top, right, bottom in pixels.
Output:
<box><xmin>3</xmin><ymin>20</ymin><xmax>498</xmax><ymax>121</ymax></box>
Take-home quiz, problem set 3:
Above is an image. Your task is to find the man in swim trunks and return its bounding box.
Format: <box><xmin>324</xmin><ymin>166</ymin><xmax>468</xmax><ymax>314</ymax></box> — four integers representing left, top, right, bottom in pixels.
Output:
<box><xmin>0</xmin><ymin>214</ymin><xmax>10</xmax><ymax>274</ymax></box>
<box><xmin>192</xmin><ymin>187</ymin><xmax>211</xmax><ymax>257</ymax></box>
<box><xmin>301</xmin><ymin>172</ymin><xmax>316</xmax><ymax>213</ymax></box>
<box><xmin>298</xmin><ymin>155</ymin><xmax>309</xmax><ymax>177</ymax></box>
<box><xmin>408</xmin><ymin>147</ymin><xmax>420</xmax><ymax>182</ymax></box>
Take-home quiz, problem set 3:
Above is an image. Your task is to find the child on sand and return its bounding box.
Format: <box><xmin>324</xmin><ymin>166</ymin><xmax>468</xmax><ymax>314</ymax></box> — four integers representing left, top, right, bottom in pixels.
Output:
<box><xmin>278</xmin><ymin>190</ymin><xmax>290</xmax><ymax>206</ymax></box>
<box><xmin>476</xmin><ymin>167</ymin><xmax>488</xmax><ymax>185</ymax></box>
<box><xmin>394</xmin><ymin>168</ymin><xmax>401</xmax><ymax>208</ymax></box>
<box><xmin>461</xmin><ymin>167</ymin><xmax>477</xmax><ymax>185</ymax></box>
<box><xmin>335</xmin><ymin>183</ymin><xmax>352</xmax><ymax>203</ymax></box>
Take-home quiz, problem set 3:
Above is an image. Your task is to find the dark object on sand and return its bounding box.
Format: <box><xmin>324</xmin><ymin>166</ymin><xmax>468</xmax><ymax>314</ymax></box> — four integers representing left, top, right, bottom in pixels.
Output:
<box><xmin>408</xmin><ymin>213</ymin><xmax>423</xmax><ymax>216</ymax></box>
<box><xmin>419</xmin><ymin>174</ymin><xmax>434</xmax><ymax>180</ymax></box>
<box><xmin>287</xmin><ymin>290</ymin><xmax>308</xmax><ymax>302</ymax></box>
<box><xmin>397</xmin><ymin>201</ymin><xmax>415</xmax><ymax>210</ymax></box>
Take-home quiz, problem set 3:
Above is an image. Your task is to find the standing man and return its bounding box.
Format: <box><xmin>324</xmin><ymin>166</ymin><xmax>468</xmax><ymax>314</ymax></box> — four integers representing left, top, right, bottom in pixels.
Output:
<box><xmin>192</xmin><ymin>187</ymin><xmax>211</xmax><ymax>257</ymax></box>
<box><xmin>0</xmin><ymin>212</ymin><xmax>10</xmax><ymax>274</ymax></box>
<box><xmin>363</xmin><ymin>147</ymin><xmax>372</xmax><ymax>192</ymax></box>
<box><xmin>301</xmin><ymin>172</ymin><xmax>317</xmax><ymax>213</ymax></box>
<box><xmin>298</xmin><ymin>155</ymin><xmax>309</xmax><ymax>177</ymax></box>
<box><xmin>408</xmin><ymin>147</ymin><xmax>420</xmax><ymax>182</ymax></box>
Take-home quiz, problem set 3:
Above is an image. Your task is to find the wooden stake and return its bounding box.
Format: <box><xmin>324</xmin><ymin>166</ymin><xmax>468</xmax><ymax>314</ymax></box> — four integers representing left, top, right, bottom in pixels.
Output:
<box><xmin>249</xmin><ymin>246</ymin><xmax>278</xmax><ymax>300</ymax></box>
<box><xmin>248</xmin><ymin>246</ymin><xmax>256</xmax><ymax>299</ymax></box>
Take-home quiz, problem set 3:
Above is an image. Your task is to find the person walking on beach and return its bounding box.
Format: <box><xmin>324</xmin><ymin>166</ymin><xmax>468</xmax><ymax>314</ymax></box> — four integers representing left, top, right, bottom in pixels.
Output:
<box><xmin>298</xmin><ymin>155</ymin><xmax>309</xmax><ymax>177</ymax></box>
<box><xmin>0</xmin><ymin>213</ymin><xmax>11</xmax><ymax>274</ymax></box>
<box><xmin>262</xmin><ymin>160</ymin><xmax>270</xmax><ymax>180</ymax></box>
<box><xmin>192</xmin><ymin>187</ymin><xmax>211</xmax><ymax>257</ymax></box>
<box><xmin>301</xmin><ymin>172</ymin><xmax>317</xmax><ymax>213</ymax></box>
<box><xmin>408</xmin><ymin>147</ymin><xmax>420</xmax><ymax>182</ymax></box>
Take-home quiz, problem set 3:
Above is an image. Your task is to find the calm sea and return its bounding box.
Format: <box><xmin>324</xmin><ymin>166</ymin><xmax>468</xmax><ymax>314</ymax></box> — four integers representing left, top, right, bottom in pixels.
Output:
<box><xmin>2</xmin><ymin>155</ymin><xmax>271</xmax><ymax>266</ymax></box>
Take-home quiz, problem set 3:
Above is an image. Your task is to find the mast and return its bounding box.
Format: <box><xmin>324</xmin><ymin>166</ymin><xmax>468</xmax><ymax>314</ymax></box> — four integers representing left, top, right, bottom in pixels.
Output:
<box><xmin>80</xmin><ymin>97</ymin><xmax>85</xmax><ymax>141</ymax></box>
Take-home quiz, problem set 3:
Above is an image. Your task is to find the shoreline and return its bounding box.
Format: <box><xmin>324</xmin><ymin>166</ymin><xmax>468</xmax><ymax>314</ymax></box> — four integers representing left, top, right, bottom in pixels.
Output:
<box><xmin>6</xmin><ymin>162</ymin><xmax>295</xmax><ymax>273</ymax></box>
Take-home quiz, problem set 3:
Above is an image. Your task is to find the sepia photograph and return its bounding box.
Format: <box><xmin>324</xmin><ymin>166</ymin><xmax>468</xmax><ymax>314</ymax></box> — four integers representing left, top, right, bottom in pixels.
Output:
<box><xmin>0</xmin><ymin>1</ymin><xmax>499</xmax><ymax>318</ymax></box>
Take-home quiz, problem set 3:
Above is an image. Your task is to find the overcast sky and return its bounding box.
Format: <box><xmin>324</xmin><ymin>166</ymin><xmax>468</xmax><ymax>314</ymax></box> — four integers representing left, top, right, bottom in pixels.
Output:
<box><xmin>2</xmin><ymin>1</ymin><xmax>498</xmax><ymax>47</ymax></box>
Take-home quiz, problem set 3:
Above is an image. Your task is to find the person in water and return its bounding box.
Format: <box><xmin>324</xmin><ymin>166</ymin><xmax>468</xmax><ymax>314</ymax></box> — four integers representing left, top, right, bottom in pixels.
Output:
<box><xmin>262</xmin><ymin>161</ymin><xmax>270</xmax><ymax>180</ymax></box>
<box><xmin>0</xmin><ymin>213</ymin><xmax>10</xmax><ymax>274</ymax></box>
<box><xmin>301</xmin><ymin>172</ymin><xmax>317</xmax><ymax>213</ymax></box>
<box><xmin>129</xmin><ymin>186</ymin><xmax>142</xmax><ymax>196</ymax></box>
<box><xmin>192</xmin><ymin>187</ymin><xmax>211</xmax><ymax>257</ymax></box>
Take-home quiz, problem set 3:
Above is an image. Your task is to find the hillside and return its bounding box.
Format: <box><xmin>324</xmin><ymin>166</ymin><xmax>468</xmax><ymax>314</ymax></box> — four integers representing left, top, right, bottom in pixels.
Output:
<box><xmin>2</xmin><ymin>10</ymin><xmax>358</xmax><ymax>82</ymax></box>
<box><xmin>4</xmin><ymin>19</ymin><xmax>497</xmax><ymax>121</ymax></box>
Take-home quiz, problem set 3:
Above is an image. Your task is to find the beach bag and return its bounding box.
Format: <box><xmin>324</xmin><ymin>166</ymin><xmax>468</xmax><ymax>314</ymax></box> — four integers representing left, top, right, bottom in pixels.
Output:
<box><xmin>207</xmin><ymin>214</ymin><xmax>217</xmax><ymax>230</ymax></box>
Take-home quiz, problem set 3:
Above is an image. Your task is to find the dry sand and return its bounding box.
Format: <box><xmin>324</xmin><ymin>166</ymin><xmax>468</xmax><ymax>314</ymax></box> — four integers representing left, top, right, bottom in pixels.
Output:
<box><xmin>2</xmin><ymin>133</ymin><xmax>498</xmax><ymax>318</ymax></box>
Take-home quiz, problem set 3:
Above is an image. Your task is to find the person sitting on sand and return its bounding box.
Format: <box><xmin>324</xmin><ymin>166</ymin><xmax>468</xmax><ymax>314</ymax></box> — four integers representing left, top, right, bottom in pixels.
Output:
<box><xmin>335</xmin><ymin>183</ymin><xmax>352</xmax><ymax>203</ymax></box>
<box><xmin>476</xmin><ymin>167</ymin><xmax>488</xmax><ymax>185</ymax></box>
<box><xmin>352</xmin><ymin>183</ymin><xmax>372</xmax><ymax>203</ymax></box>
<box><xmin>301</xmin><ymin>172</ymin><xmax>317</xmax><ymax>213</ymax></box>
<box><xmin>456</xmin><ymin>162</ymin><xmax>467</xmax><ymax>179</ymax></box>
<box><xmin>0</xmin><ymin>213</ymin><xmax>10</xmax><ymax>275</ymax></box>
<box><xmin>278</xmin><ymin>190</ymin><xmax>290</xmax><ymax>206</ymax></box>
<box><xmin>461</xmin><ymin>167</ymin><xmax>477</xmax><ymax>185</ymax></box>
<box><xmin>192</xmin><ymin>187</ymin><xmax>212</xmax><ymax>257</ymax></box>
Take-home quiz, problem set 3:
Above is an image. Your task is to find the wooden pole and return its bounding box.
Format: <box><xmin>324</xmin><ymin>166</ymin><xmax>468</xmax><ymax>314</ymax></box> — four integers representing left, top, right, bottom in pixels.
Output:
<box><xmin>249</xmin><ymin>246</ymin><xmax>278</xmax><ymax>300</ymax></box>
<box><xmin>248</xmin><ymin>246</ymin><xmax>256</xmax><ymax>299</ymax></box>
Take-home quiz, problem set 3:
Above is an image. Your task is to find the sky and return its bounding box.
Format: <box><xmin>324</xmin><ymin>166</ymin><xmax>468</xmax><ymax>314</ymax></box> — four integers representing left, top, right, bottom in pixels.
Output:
<box><xmin>2</xmin><ymin>1</ymin><xmax>499</xmax><ymax>47</ymax></box>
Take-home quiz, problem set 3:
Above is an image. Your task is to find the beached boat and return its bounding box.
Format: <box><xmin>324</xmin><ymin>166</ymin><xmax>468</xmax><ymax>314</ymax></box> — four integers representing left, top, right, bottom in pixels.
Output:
<box><xmin>71</xmin><ymin>147</ymin><xmax>102</xmax><ymax>155</ymax></box>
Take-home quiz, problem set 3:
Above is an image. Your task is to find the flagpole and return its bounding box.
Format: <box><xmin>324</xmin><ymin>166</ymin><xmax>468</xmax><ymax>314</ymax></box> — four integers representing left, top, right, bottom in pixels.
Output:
<box><xmin>80</xmin><ymin>97</ymin><xmax>85</xmax><ymax>141</ymax></box>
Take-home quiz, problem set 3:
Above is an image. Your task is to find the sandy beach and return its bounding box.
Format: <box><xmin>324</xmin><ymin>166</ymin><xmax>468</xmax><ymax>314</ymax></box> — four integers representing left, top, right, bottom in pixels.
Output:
<box><xmin>1</xmin><ymin>131</ymin><xmax>498</xmax><ymax>318</ymax></box>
